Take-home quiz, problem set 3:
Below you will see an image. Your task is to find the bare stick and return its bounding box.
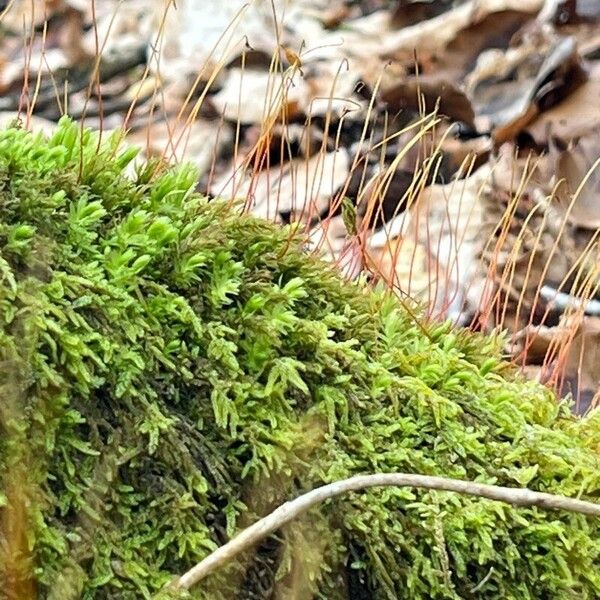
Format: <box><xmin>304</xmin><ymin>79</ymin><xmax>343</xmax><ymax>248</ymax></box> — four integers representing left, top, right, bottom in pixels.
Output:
<box><xmin>170</xmin><ymin>472</ymin><xmax>600</xmax><ymax>591</ymax></box>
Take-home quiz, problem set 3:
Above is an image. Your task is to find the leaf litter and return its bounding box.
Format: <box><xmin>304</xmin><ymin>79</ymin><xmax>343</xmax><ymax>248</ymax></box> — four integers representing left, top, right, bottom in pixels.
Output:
<box><xmin>0</xmin><ymin>0</ymin><xmax>598</xmax><ymax>411</ymax></box>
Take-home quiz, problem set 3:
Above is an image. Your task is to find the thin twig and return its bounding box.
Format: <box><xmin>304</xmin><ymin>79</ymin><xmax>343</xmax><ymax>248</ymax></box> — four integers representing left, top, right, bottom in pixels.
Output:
<box><xmin>169</xmin><ymin>472</ymin><xmax>600</xmax><ymax>591</ymax></box>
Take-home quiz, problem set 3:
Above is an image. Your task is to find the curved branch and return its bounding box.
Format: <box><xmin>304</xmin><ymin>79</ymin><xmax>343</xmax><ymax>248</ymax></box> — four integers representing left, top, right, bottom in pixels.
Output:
<box><xmin>170</xmin><ymin>472</ymin><xmax>600</xmax><ymax>591</ymax></box>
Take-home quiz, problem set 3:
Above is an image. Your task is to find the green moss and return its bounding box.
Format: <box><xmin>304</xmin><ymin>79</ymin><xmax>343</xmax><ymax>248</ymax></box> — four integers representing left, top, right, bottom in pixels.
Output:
<box><xmin>0</xmin><ymin>117</ymin><xmax>599</xmax><ymax>599</ymax></box>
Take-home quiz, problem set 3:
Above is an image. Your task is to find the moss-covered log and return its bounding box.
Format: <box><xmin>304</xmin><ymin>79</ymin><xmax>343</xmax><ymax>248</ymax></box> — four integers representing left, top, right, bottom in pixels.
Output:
<box><xmin>1</xmin><ymin>118</ymin><xmax>599</xmax><ymax>599</ymax></box>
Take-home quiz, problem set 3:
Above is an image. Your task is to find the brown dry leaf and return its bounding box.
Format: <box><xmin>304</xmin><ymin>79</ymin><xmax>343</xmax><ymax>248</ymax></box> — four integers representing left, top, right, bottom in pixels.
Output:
<box><xmin>355</xmin><ymin>122</ymin><xmax>491</xmax><ymax>233</ymax></box>
<box><xmin>211</xmin><ymin>68</ymin><xmax>308</xmax><ymax>124</ymax></box>
<box><xmin>381</xmin><ymin>76</ymin><xmax>475</xmax><ymax>126</ymax></box>
<box><xmin>512</xmin><ymin>316</ymin><xmax>600</xmax><ymax>413</ymax></box>
<box><xmin>304</xmin><ymin>66</ymin><xmax>364</xmax><ymax>118</ymax></box>
<box><xmin>431</xmin><ymin>9</ymin><xmax>535</xmax><ymax>81</ymax></box>
<box><xmin>128</xmin><ymin>117</ymin><xmax>233</xmax><ymax>177</ymax></box>
<box><xmin>309</xmin><ymin>214</ymin><xmax>347</xmax><ymax>252</ymax></box>
<box><xmin>526</xmin><ymin>60</ymin><xmax>600</xmax><ymax>143</ymax></box>
<box><xmin>520</xmin><ymin>364</ymin><xmax>545</xmax><ymax>382</ymax></box>
<box><xmin>307</xmin><ymin>213</ymin><xmax>368</xmax><ymax>280</ymax></box>
<box><xmin>378</xmin><ymin>0</ymin><xmax>545</xmax><ymax>56</ymax></box>
<box><xmin>376</xmin><ymin>138</ymin><xmax>584</xmax><ymax>327</ymax></box>
<box><xmin>125</xmin><ymin>75</ymin><xmax>161</xmax><ymax>104</ymax></box>
<box><xmin>79</xmin><ymin>1</ymin><xmax>154</xmax><ymax>66</ymax></box>
<box><xmin>391</xmin><ymin>0</ymin><xmax>454</xmax><ymax>28</ymax></box>
<box><xmin>0</xmin><ymin>54</ymin><xmax>25</xmax><ymax>95</ymax></box>
<box><xmin>436</xmin><ymin>134</ymin><xmax>493</xmax><ymax>177</ymax></box>
<box><xmin>211</xmin><ymin>149</ymin><xmax>350</xmax><ymax>221</ymax></box>
<box><xmin>511</xmin><ymin>322</ymin><xmax>557</xmax><ymax>363</ymax></box>
<box><xmin>0</xmin><ymin>0</ymin><xmax>62</xmax><ymax>32</ymax></box>
<box><xmin>366</xmin><ymin>236</ymin><xmax>434</xmax><ymax>297</ymax></box>
<box><xmin>467</xmin><ymin>31</ymin><xmax>585</xmax><ymax>141</ymax></box>
<box><xmin>366</xmin><ymin>164</ymin><xmax>493</xmax><ymax>321</ymax></box>
<box><xmin>476</xmin><ymin>147</ymin><xmax>578</xmax><ymax>331</ymax></box>
<box><xmin>153</xmin><ymin>0</ymin><xmax>283</xmax><ymax>90</ymax></box>
<box><xmin>552</xmin><ymin>131</ymin><xmax>600</xmax><ymax>229</ymax></box>
<box><xmin>294</xmin><ymin>0</ymin><xmax>542</xmax><ymax>76</ymax></box>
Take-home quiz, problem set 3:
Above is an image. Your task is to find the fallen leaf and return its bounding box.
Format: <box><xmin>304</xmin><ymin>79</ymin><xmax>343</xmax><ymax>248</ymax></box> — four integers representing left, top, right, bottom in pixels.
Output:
<box><xmin>211</xmin><ymin>149</ymin><xmax>350</xmax><ymax>221</ymax></box>
<box><xmin>526</xmin><ymin>60</ymin><xmax>600</xmax><ymax>143</ymax></box>
<box><xmin>513</xmin><ymin>315</ymin><xmax>600</xmax><ymax>413</ymax></box>
<box><xmin>128</xmin><ymin>117</ymin><xmax>233</xmax><ymax>177</ymax></box>
<box><xmin>391</xmin><ymin>0</ymin><xmax>454</xmax><ymax>28</ymax></box>
<box><xmin>381</xmin><ymin>76</ymin><xmax>475</xmax><ymax>126</ymax></box>
<box><xmin>154</xmin><ymin>0</ymin><xmax>283</xmax><ymax>90</ymax></box>
<box><xmin>468</xmin><ymin>32</ymin><xmax>585</xmax><ymax>141</ymax></box>
<box><xmin>552</xmin><ymin>131</ymin><xmax>600</xmax><ymax>229</ymax></box>
<box><xmin>211</xmin><ymin>68</ymin><xmax>308</xmax><ymax>124</ymax></box>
